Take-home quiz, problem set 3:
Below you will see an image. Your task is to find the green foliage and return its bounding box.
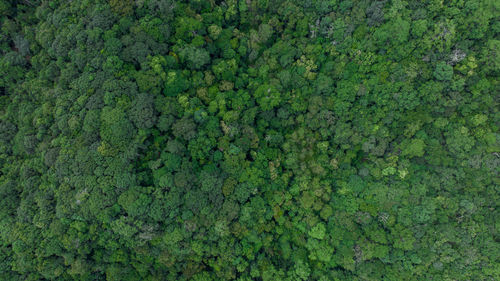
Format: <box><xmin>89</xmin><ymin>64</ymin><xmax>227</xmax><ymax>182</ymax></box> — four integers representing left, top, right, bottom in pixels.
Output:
<box><xmin>308</xmin><ymin>223</ymin><xmax>326</xmax><ymax>240</ymax></box>
<box><xmin>100</xmin><ymin>106</ymin><xmax>134</xmax><ymax>149</ymax></box>
<box><xmin>178</xmin><ymin>46</ymin><xmax>210</xmax><ymax>70</ymax></box>
<box><xmin>434</xmin><ymin>62</ymin><xmax>454</xmax><ymax>81</ymax></box>
<box><xmin>0</xmin><ymin>1</ymin><xmax>498</xmax><ymax>280</ymax></box>
<box><xmin>109</xmin><ymin>0</ymin><xmax>134</xmax><ymax>16</ymax></box>
<box><xmin>402</xmin><ymin>139</ymin><xmax>426</xmax><ymax>158</ymax></box>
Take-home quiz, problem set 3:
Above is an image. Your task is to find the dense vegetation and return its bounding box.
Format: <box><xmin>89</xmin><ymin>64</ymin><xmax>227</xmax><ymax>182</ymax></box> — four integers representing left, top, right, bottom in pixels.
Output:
<box><xmin>0</xmin><ymin>0</ymin><xmax>499</xmax><ymax>280</ymax></box>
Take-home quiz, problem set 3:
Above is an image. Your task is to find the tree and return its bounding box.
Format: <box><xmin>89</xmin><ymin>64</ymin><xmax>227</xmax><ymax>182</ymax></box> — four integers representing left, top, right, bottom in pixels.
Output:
<box><xmin>179</xmin><ymin>45</ymin><xmax>210</xmax><ymax>70</ymax></box>
<box><xmin>172</xmin><ymin>116</ymin><xmax>197</xmax><ymax>141</ymax></box>
<box><xmin>117</xmin><ymin>187</ymin><xmax>151</xmax><ymax>217</ymax></box>
<box><xmin>164</xmin><ymin>71</ymin><xmax>189</xmax><ymax>96</ymax></box>
<box><xmin>109</xmin><ymin>0</ymin><xmax>134</xmax><ymax>16</ymax></box>
<box><xmin>434</xmin><ymin>62</ymin><xmax>453</xmax><ymax>81</ymax></box>
<box><xmin>129</xmin><ymin>93</ymin><xmax>156</xmax><ymax>129</ymax></box>
<box><xmin>100</xmin><ymin>106</ymin><xmax>134</xmax><ymax>149</ymax></box>
<box><xmin>401</xmin><ymin>139</ymin><xmax>426</xmax><ymax>158</ymax></box>
<box><xmin>254</xmin><ymin>84</ymin><xmax>281</xmax><ymax>110</ymax></box>
<box><xmin>308</xmin><ymin>223</ymin><xmax>326</xmax><ymax>240</ymax></box>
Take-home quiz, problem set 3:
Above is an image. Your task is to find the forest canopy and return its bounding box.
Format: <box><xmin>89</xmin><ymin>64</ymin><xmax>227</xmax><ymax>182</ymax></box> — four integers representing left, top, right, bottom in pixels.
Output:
<box><xmin>0</xmin><ymin>0</ymin><xmax>499</xmax><ymax>280</ymax></box>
